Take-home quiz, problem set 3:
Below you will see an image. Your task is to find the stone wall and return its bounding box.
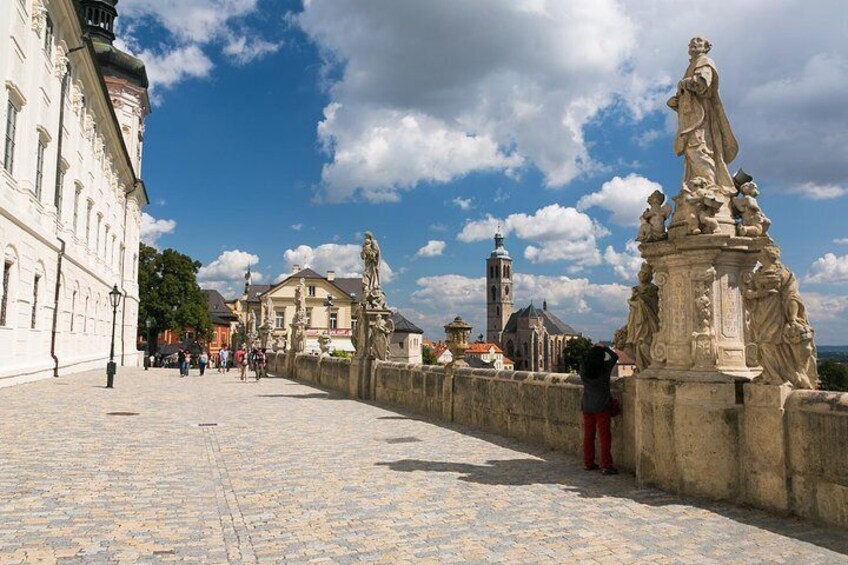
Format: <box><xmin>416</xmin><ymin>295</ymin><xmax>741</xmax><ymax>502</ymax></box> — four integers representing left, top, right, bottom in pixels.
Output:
<box><xmin>269</xmin><ymin>352</ymin><xmax>848</xmax><ymax>530</ymax></box>
<box><xmin>785</xmin><ymin>391</ymin><xmax>848</xmax><ymax>527</ymax></box>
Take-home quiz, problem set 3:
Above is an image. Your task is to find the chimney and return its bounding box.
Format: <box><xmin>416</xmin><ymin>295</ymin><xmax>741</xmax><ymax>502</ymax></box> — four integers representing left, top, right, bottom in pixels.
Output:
<box><xmin>291</xmin><ymin>264</ymin><xmax>300</xmax><ymax>274</ymax></box>
<box><xmin>326</xmin><ymin>270</ymin><xmax>335</xmax><ymax>281</ymax></box>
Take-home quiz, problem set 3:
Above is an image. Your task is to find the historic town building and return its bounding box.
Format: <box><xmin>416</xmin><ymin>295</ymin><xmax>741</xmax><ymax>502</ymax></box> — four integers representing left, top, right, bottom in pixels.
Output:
<box><xmin>259</xmin><ymin>266</ymin><xmax>360</xmax><ymax>353</ymax></box>
<box><xmin>485</xmin><ymin>233</ymin><xmax>579</xmax><ymax>372</ymax></box>
<box><xmin>0</xmin><ymin>0</ymin><xmax>149</xmax><ymax>383</ymax></box>
<box><xmin>388</xmin><ymin>311</ymin><xmax>423</xmax><ymax>364</ymax></box>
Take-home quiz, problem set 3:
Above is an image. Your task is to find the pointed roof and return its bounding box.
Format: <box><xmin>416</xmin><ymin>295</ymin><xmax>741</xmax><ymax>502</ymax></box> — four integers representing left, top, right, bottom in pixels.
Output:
<box><xmin>503</xmin><ymin>304</ymin><xmax>579</xmax><ymax>336</ymax></box>
<box><xmin>392</xmin><ymin>311</ymin><xmax>424</xmax><ymax>334</ymax></box>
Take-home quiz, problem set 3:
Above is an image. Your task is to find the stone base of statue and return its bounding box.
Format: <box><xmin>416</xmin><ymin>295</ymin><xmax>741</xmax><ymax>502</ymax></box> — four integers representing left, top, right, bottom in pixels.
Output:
<box><xmin>635</xmin><ymin>370</ymin><xmax>743</xmax><ymax>500</ymax></box>
<box><xmin>640</xmin><ymin>233</ymin><xmax>766</xmax><ymax>377</ymax></box>
<box><xmin>352</xmin><ymin>308</ymin><xmax>393</xmax><ymax>400</ymax></box>
<box><xmin>740</xmin><ymin>382</ymin><xmax>793</xmax><ymax>512</ymax></box>
<box><xmin>635</xmin><ymin>233</ymin><xmax>767</xmax><ymax>500</ymax></box>
<box><xmin>286</xmin><ymin>322</ymin><xmax>306</xmax><ymax>379</ymax></box>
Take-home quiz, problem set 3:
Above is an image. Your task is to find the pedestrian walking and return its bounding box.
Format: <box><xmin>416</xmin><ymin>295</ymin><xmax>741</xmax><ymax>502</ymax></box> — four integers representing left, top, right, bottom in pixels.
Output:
<box><xmin>177</xmin><ymin>349</ymin><xmax>187</xmax><ymax>378</ymax></box>
<box><xmin>217</xmin><ymin>348</ymin><xmax>228</xmax><ymax>373</ymax></box>
<box><xmin>198</xmin><ymin>351</ymin><xmax>208</xmax><ymax>376</ymax></box>
<box><xmin>253</xmin><ymin>348</ymin><xmax>266</xmax><ymax>381</ymax></box>
<box><xmin>579</xmin><ymin>343</ymin><xmax>619</xmax><ymax>475</ymax></box>
<box><xmin>236</xmin><ymin>346</ymin><xmax>247</xmax><ymax>381</ymax></box>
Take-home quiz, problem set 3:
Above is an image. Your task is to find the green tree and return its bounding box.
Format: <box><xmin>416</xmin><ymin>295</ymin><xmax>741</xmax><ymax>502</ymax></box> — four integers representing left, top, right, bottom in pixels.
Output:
<box><xmin>560</xmin><ymin>336</ymin><xmax>594</xmax><ymax>373</ymax></box>
<box><xmin>138</xmin><ymin>243</ymin><xmax>212</xmax><ymax>351</ymax></box>
<box><xmin>422</xmin><ymin>346</ymin><xmax>437</xmax><ymax>365</ymax></box>
<box><xmin>818</xmin><ymin>360</ymin><xmax>848</xmax><ymax>392</ymax></box>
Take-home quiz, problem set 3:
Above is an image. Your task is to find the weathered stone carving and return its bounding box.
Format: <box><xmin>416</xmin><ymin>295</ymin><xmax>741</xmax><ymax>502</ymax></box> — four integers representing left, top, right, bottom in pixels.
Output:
<box><xmin>262</xmin><ymin>294</ymin><xmax>274</xmax><ymax>329</ymax></box>
<box><xmin>318</xmin><ymin>331</ymin><xmax>332</xmax><ymax>356</ymax></box>
<box><xmin>273</xmin><ymin>329</ymin><xmax>288</xmax><ymax>353</ymax></box>
<box><xmin>624</xmin><ymin>263</ymin><xmax>660</xmax><ymax>372</ymax></box>
<box><xmin>636</xmin><ymin>190</ymin><xmax>672</xmax><ymax>242</ymax></box>
<box><xmin>53</xmin><ymin>46</ymin><xmax>69</xmax><ymax>78</ymax></box>
<box><xmin>682</xmin><ymin>177</ymin><xmax>722</xmax><ymax>235</ymax></box>
<box><xmin>352</xmin><ymin>233</ymin><xmax>393</xmax><ymax>361</ymax></box>
<box><xmin>289</xmin><ymin>278</ymin><xmax>307</xmax><ymax>354</ymax></box>
<box><xmin>691</xmin><ymin>267</ymin><xmax>717</xmax><ymax>368</ymax></box>
<box><xmin>31</xmin><ymin>0</ymin><xmax>47</xmax><ymax>34</ymax></box>
<box><xmin>732</xmin><ymin>180</ymin><xmax>771</xmax><ymax>237</ymax></box>
<box><xmin>370</xmin><ymin>316</ymin><xmax>394</xmax><ymax>361</ymax></box>
<box><xmin>743</xmin><ymin>244</ymin><xmax>817</xmax><ymax>389</ymax></box>
<box><xmin>667</xmin><ymin>36</ymin><xmax>738</xmax><ymax>193</ymax></box>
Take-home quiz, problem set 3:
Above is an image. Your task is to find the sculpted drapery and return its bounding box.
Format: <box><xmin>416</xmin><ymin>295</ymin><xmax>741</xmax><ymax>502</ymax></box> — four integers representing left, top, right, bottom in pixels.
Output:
<box><xmin>667</xmin><ymin>36</ymin><xmax>738</xmax><ymax>192</ymax></box>
<box><xmin>625</xmin><ymin>263</ymin><xmax>660</xmax><ymax>372</ymax></box>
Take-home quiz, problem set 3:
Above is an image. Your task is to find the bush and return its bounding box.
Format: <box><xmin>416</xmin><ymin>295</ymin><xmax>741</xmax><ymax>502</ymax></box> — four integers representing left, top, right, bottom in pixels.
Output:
<box><xmin>818</xmin><ymin>360</ymin><xmax>848</xmax><ymax>392</ymax></box>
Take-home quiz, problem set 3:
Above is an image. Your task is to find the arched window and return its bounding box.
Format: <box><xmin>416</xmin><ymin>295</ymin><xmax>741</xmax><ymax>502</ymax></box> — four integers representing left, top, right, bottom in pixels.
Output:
<box><xmin>489</xmin><ymin>265</ymin><xmax>494</xmax><ymax>279</ymax></box>
<box><xmin>70</xmin><ymin>289</ymin><xmax>77</xmax><ymax>332</ymax></box>
<box><xmin>490</xmin><ymin>285</ymin><xmax>496</xmax><ymax>302</ymax></box>
<box><xmin>1</xmin><ymin>247</ymin><xmax>18</xmax><ymax>327</ymax></box>
<box><xmin>505</xmin><ymin>285</ymin><xmax>510</xmax><ymax>296</ymax></box>
<box><xmin>496</xmin><ymin>306</ymin><xmax>500</xmax><ymax>316</ymax></box>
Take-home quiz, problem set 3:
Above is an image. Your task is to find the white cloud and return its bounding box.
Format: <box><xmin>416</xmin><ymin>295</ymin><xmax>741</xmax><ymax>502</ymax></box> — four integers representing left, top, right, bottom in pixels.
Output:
<box><xmin>223</xmin><ymin>34</ymin><xmax>282</xmax><ymax>65</ymax></box>
<box><xmin>133</xmin><ymin>45</ymin><xmax>213</xmax><ymax>99</ymax></box>
<box><xmin>790</xmin><ymin>183</ymin><xmax>847</xmax><ymax>200</ymax></box>
<box><xmin>290</xmin><ymin>223</ymin><xmax>304</xmax><ymax>231</ymax></box>
<box><xmin>603</xmin><ymin>241</ymin><xmax>643</xmax><ymax>281</ymax></box>
<box><xmin>416</xmin><ymin>240</ymin><xmax>446</xmax><ymax>258</ymax></box>
<box><xmin>295</xmin><ymin>0</ymin><xmax>847</xmax><ymax>202</ymax></box>
<box><xmin>834</xmin><ymin>238</ymin><xmax>848</xmax><ymax>245</ymax></box>
<box><xmin>452</xmin><ymin>197</ymin><xmax>474</xmax><ymax>210</ymax></box>
<box><xmin>197</xmin><ymin>249</ymin><xmax>262</xmax><ymax>297</ymax></box>
<box><xmin>802</xmin><ymin>291</ymin><xmax>848</xmax><ymax>344</ymax></box>
<box><xmin>577</xmin><ymin>174</ymin><xmax>664</xmax><ymax>227</ymax></box>
<box><xmin>805</xmin><ymin>253</ymin><xmax>848</xmax><ymax>284</ymax></box>
<box><xmin>140</xmin><ymin>212</ymin><xmax>176</xmax><ymax>248</ymax></box>
<box><xmin>317</xmin><ymin>106</ymin><xmax>522</xmax><ymax>202</ymax></box>
<box><xmin>297</xmin><ymin>0</ymin><xmax>633</xmax><ymax>201</ymax></box>
<box><xmin>283</xmin><ymin>243</ymin><xmax>394</xmax><ymax>283</ymax></box>
<box><xmin>458</xmin><ymin>204</ymin><xmax>608</xmax><ymax>268</ymax></box>
<box><xmin>118</xmin><ymin>0</ymin><xmax>278</xmax><ymax>98</ymax></box>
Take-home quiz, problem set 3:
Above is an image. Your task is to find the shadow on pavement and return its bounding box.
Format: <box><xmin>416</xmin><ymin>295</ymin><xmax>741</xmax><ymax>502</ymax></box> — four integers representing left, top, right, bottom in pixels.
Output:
<box><xmin>375</xmin><ymin>457</ymin><xmax>848</xmax><ymax>556</ymax></box>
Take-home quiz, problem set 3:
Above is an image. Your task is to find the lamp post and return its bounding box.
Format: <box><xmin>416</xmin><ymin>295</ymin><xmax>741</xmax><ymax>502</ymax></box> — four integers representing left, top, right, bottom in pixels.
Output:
<box><xmin>145</xmin><ymin>317</ymin><xmax>153</xmax><ymax>370</ymax></box>
<box><xmin>106</xmin><ymin>284</ymin><xmax>122</xmax><ymax>388</ymax></box>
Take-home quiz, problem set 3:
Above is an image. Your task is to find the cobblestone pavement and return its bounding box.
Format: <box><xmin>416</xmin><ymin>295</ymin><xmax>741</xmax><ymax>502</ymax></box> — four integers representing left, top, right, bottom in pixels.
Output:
<box><xmin>1</xmin><ymin>368</ymin><xmax>846</xmax><ymax>564</ymax></box>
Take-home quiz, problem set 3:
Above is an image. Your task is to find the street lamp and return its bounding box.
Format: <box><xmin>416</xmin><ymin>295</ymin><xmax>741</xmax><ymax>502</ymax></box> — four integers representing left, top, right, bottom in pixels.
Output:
<box><xmin>145</xmin><ymin>317</ymin><xmax>153</xmax><ymax>370</ymax></box>
<box><xmin>106</xmin><ymin>284</ymin><xmax>122</xmax><ymax>388</ymax></box>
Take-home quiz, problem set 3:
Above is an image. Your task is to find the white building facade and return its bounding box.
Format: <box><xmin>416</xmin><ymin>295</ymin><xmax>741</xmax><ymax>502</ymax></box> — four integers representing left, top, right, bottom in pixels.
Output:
<box><xmin>0</xmin><ymin>0</ymin><xmax>148</xmax><ymax>384</ymax></box>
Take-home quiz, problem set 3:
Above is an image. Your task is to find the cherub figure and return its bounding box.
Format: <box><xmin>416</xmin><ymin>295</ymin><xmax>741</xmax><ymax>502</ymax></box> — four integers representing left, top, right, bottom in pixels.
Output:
<box><xmin>636</xmin><ymin>190</ymin><xmax>672</xmax><ymax>242</ymax></box>
<box><xmin>733</xmin><ymin>181</ymin><xmax>771</xmax><ymax>237</ymax></box>
<box><xmin>683</xmin><ymin>176</ymin><xmax>722</xmax><ymax>234</ymax></box>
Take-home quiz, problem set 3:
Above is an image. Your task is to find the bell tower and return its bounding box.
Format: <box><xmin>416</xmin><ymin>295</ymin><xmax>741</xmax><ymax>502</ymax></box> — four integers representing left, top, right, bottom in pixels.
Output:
<box><xmin>486</xmin><ymin>230</ymin><xmax>513</xmax><ymax>345</ymax></box>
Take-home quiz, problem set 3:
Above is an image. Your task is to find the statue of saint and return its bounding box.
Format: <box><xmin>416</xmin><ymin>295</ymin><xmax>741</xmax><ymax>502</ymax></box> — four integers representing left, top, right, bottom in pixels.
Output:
<box><xmin>262</xmin><ymin>294</ymin><xmax>274</xmax><ymax>328</ymax></box>
<box><xmin>625</xmin><ymin>263</ymin><xmax>660</xmax><ymax>372</ymax></box>
<box><xmin>370</xmin><ymin>314</ymin><xmax>394</xmax><ymax>360</ymax></box>
<box><xmin>361</xmin><ymin>232</ymin><xmax>382</xmax><ymax>293</ymax></box>
<box><xmin>743</xmin><ymin>244</ymin><xmax>817</xmax><ymax>389</ymax></box>
<box><xmin>667</xmin><ymin>37</ymin><xmax>738</xmax><ymax>193</ymax></box>
<box><xmin>293</xmin><ymin>278</ymin><xmax>306</xmax><ymax>325</ymax></box>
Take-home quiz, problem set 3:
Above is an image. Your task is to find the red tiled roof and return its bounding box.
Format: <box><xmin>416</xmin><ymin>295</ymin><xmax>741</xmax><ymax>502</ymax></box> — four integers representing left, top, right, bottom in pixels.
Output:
<box><xmin>613</xmin><ymin>348</ymin><xmax>636</xmax><ymax>365</ymax></box>
<box><xmin>465</xmin><ymin>342</ymin><xmax>504</xmax><ymax>355</ymax></box>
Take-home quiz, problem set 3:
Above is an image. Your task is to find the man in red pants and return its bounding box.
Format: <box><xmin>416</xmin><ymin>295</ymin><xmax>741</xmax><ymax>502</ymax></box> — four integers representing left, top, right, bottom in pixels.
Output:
<box><xmin>580</xmin><ymin>344</ymin><xmax>619</xmax><ymax>475</ymax></box>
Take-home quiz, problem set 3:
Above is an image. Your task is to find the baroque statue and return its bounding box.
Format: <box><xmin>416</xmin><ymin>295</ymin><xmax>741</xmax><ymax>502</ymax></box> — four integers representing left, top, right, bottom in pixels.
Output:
<box><xmin>624</xmin><ymin>263</ymin><xmax>660</xmax><ymax>372</ymax></box>
<box><xmin>636</xmin><ymin>190</ymin><xmax>672</xmax><ymax>242</ymax></box>
<box><xmin>318</xmin><ymin>332</ymin><xmax>332</xmax><ymax>356</ymax></box>
<box><xmin>733</xmin><ymin>180</ymin><xmax>771</xmax><ymax>237</ymax></box>
<box><xmin>682</xmin><ymin>177</ymin><xmax>722</xmax><ymax>234</ymax></box>
<box><xmin>361</xmin><ymin>232</ymin><xmax>382</xmax><ymax>295</ymax></box>
<box><xmin>262</xmin><ymin>294</ymin><xmax>275</xmax><ymax>328</ymax></box>
<box><xmin>370</xmin><ymin>315</ymin><xmax>394</xmax><ymax>361</ymax></box>
<box><xmin>743</xmin><ymin>244</ymin><xmax>817</xmax><ymax>389</ymax></box>
<box><xmin>667</xmin><ymin>36</ymin><xmax>738</xmax><ymax>194</ymax></box>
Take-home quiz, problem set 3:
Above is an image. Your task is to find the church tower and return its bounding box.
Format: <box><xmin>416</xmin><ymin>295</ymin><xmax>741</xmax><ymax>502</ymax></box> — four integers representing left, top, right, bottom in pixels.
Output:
<box><xmin>486</xmin><ymin>230</ymin><xmax>514</xmax><ymax>345</ymax></box>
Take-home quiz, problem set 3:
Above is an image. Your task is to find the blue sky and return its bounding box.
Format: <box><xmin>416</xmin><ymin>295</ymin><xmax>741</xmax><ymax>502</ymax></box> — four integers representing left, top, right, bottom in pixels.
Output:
<box><xmin>122</xmin><ymin>0</ymin><xmax>848</xmax><ymax>343</ymax></box>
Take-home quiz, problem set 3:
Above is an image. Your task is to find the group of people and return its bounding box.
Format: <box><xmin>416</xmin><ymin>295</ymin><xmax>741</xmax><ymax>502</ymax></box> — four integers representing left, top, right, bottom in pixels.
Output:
<box><xmin>169</xmin><ymin>346</ymin><xmax>268</xmax><ymax>381</ymax></box>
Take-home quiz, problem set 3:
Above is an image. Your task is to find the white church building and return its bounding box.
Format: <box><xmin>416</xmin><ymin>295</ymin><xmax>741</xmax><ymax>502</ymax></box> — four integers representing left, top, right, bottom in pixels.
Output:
<box><xmin>0</xmin><ymin>0</ymin><xmax>149</xmax><ymax>384</ymax></box>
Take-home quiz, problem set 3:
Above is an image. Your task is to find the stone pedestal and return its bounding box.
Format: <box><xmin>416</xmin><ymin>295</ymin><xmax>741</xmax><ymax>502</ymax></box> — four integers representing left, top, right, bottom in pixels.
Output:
<box><xmin>352</xmin><ymin>308</ymin><xmax>392</xmax><ymax>400</ymax></box>
<box><xmin>641</xmin><ymin>234</ymin><xmax>764</xmax><ymax>377</ymax></box>
<box><xmin>741</xmin><ymin>383</ymin><xmax>792</xmax><ymax>512</ymax></box>
<box><xmin>635</xmin><ymin>233</ymin><xmax>766</xmax><ymax>501</ymax></box>
<box><xmin>636</xmin><ymin>372</ymin><xmax>743</xmax><ymax>500</ymax></box>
